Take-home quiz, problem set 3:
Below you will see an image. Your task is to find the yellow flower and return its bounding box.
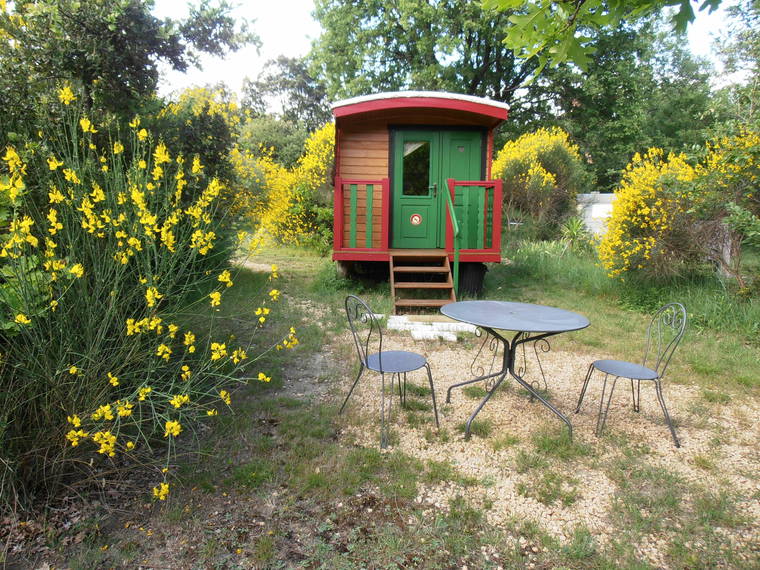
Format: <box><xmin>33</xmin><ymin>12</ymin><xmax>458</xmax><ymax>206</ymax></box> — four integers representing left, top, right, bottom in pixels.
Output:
<box><xmin>126</xmin><ymin>441</ymin><xmax>135</xmax><ymax>450</ymax></box>
<box><xmin>154</xmin><ymin>142</ymin><xmax>171</xmax><ymax>165</ymax></box>
<box><xmin>79</xmin><ymin>118</ymin><xmax>98</xmax><ymax>134</ymax></box>
<box><xmin>138</xmin><ymin>386</ymin><xmax>152</xmax><ymax>401</ymax></box>
<box><xmin>116</xmin><ymin>400</ymin><xmax>133</xmax><ymax>417</ymax></box>
<box><xmin>164</xmin><ymin>420</ymin><xmax>182</xmax><ymax>437</ymax></box>
<box><xmin>67</xmin><ymin>414</ymin><xmax>82</xmax><ymax>427</ymax></box>
<box><xmin>168</xmin><ymin>324</ymin><xmax>179</xmax><ymax>338</ymax></box>
<box><xmin>138</xmin><ymin>159</ymin><xmax>147</xmax><ymax>169</ymax></box>
<box><xmin>107</xmin><ymin>372</ymin><xmax>119</xmax><ymax>386</ymax></box>
<box><xmin>93</xmin><ymin>431</ymin><xmax>117</xmax><ymax>456</ymax></box>
<box><xmin>137</xmin><ymin>128</ymin><xmax>148</xmax><ymax>141</ymax></box>
<box><xmin>219</xmin><ymin>389</ymin><xmax>231</xmax><ymax>405</ymax></box>
<box><xmin>191</xmin><ymin>155</ymin><xmax>204</xmax><ymax>174</ymax></box>
<box><xmin>257</xmin><ymin>372</ymin><xmax>271</xmax><ymax>383</ymax></box>
<box><xmin>63</xmin><ymin>168</ymin><xmax>81</xmax><ymax>184</ymax></box>
<box><xmin>217</xmin><ymin>270</ymin><xmax>233</xmax><ymax>288</ymax></box>
<box><xmin>14</xmin><ymin>313</ymin><xmax>31</xmax><ymax>325</ymax></box>
<box><xmin>48</xmin><ymin>187</ymin><xmax>65</xmax><ymax>203</ymax></box>
<box><xmin>270</xmin><ymin>264</ymin><xmax>279</xmax><ymax>279</ymax></box>
<box><xmin>113</xmin><ymin>141</ymin><xmax>124</xmax><ymax>154</ymax></box>
<box><xmin>58</xmin><ymin>85</ymin><xmax>76</xmax><ymax>105</ymax></box>
<box><xmin>169</xmin><ymin>394</ymin><xmax>190</xmax><ymax>409</ymax></box>
<box><xmin>210</xmin><ymin>342</ymin><xmax>227</xmax><ymax>361</ymax></box>
<box><xmin>47</xmin><ymin>156</ymin><xmax>64</xmax><ymax>170</ymax></box>
<box><xmin>66</xmin><ymin>429</ymin><xmax>89</xmax><ymax>447</ymax></box>
<box><xmin>91</xmin><ymin>404</ymin><xmax>114</xmax><ymax>421</ymax></box>
<box><xmin>206</xmin><ymin>409</ymin><xmax>218</xmax><ymax>416</ymax></box>
<box><xmin>209</xmin><ymin>291</ymin><xmax>221</xmax><ymax>307</ymax></box>
<box><xmin>231</xmin><ymin>348</ymin><xmax>247</xmax><ymax>364</ymax></box>
<box><xmin>152</xmin><ymin>482</ymin><xmax>170</xmax><ymax>500</ymax></box>
<box><xmin>268</xmin><ymin>289</ymin><xmax>281</xmax><ymax>302</ymax></box>
<box><xmin>46</xmin><ymin>208</ymin><xmax>63</xmax><ymax>235</ymax></box>
<box><xmin>180</xmin><ymin>365</ymin><xmax>191</xmax><ymax>381</ymax></box>
<box><xmin>68</xmin><ymin>365</ymin><xmax>79</xmax><ymax>375</ymax></box>
<box><xmin>156</xmin><ymin>343</ymin><xmax>172</xmax><ymax>361</ymax></box>
<box><xmin>69</xmin><ymin>263</ymin><xmax>84</xmax><ymax>278</ymax></box>
<box><xmin>145</xmin><ymin>286</ymin><xmax>162</xmax><ymax>308</ymax></box>
<box><xmin>183</xmin><ymin>331</ymin><xmax>196</xmax><ymax>347</ymax></box>
<box><xmin>129</xmin><ymin>116</ymin><xmax>141</xmax><ymax>129</ymax></box>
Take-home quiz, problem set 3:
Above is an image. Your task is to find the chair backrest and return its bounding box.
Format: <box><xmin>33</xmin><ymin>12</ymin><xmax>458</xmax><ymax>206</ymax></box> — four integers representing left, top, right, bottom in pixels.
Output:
<box><xmin>642</xmin><ymin>302</ymin><xmax>687</xmax><ymax>378</ymax></box>
<box><xmin>345</xmin><ymin>295</ymin><xmax>383</xmax><ymax>369</ymax></box>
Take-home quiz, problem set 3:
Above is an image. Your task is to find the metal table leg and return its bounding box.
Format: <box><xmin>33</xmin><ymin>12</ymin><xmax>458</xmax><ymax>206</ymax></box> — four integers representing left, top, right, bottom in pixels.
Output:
<box><xmin>450</xmin><ymin>327</ymin><xmax>573</xmax><ymax>440</ymax></box>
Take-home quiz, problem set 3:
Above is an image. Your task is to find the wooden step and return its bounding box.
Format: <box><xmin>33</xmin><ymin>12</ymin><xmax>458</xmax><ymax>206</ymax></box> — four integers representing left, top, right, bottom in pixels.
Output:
<box><xmin>394</xmin><ymin>299</ymin><xmax>452</xmax><ymax>308</ymax></box>
<box><xmin>394</xmin><ymin>282</ymin><xmax>453</xmax><ymax>289</ymax></box>
<box><xmin>390</xmin><ymin>252</ymin><xmax>456</xmax><ymax>314</ymax></box>
<box><xmin>392</xmin><ymin>266</ymin><xmax>450</xmax><ymax>273</ymax></box>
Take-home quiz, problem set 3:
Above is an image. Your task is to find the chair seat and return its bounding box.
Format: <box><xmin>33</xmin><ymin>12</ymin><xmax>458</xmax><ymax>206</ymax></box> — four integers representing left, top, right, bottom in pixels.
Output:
<box><xmin>367</xmin><ymin>351</ymin><xmax>427</xmax><ymax>373</ymax></box>
<box><xmin>593</xmin><ymin>359</ymin><xmax>658</xmax><ymax>380</ymax></box>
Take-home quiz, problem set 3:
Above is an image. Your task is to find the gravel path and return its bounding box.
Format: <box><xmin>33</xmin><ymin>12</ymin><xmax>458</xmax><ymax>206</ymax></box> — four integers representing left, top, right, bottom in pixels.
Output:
<box><xmin>332</xmin><ymin>327</ymin><xmax>760</xmax><ymax>566</ymax></box>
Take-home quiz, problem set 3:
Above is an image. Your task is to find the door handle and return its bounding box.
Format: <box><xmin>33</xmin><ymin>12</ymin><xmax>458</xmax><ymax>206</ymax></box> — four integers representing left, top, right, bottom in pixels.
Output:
<box><xmin>430</xmin><ymin>183</ymin><xmax>437</xmax><ymax>197</ymax></box>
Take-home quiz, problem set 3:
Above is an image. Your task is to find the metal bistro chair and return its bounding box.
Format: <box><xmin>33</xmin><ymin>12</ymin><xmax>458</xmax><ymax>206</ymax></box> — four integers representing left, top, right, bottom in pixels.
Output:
<box><xmin>340</xmin><ymin>295</ymin><xmax>439</xmax><ymax>448</ymax></box>
<box><xmin>575</xmin><ymin>303</ymin><xmax>687</xmax><ymax>447</ymax></box>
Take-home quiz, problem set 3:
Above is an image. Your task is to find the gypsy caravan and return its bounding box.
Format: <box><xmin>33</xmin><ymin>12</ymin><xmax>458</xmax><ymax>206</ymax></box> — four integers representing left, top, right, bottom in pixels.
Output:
<box><xmin>331</xmin><ymin>92</ymin><xmax>508</xmax><ymax>312</ymax></box>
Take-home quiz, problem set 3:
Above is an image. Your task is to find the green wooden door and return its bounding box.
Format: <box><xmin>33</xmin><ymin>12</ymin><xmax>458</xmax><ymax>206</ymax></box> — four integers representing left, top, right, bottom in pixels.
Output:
<box><xmin>391</xmin><ymin>129</ymin><xmax>483</xmax><ymax>249</ymax></box>
<box><xmin>391</xmin><ymin>130</ymin><xmax>440</xmax><ymax>248</ymax></box>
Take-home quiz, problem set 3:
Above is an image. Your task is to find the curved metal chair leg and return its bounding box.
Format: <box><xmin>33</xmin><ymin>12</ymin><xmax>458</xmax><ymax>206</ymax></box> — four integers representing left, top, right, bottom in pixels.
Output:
<box><xmin>424</xmin><ymin>363</ymin><xmax>440</xmax><ymax>429</ymax></box>
<box><xmin>380</xmin><ymin>372</ymin><xmax>393</xmax><ymax>449</ymax></box>
<box><xmin>655</xmin><ymin>380</ymin><xmax>681</xmax><ymax>448</ymax></box>
<box><xmin>596</xmin><ymin>374</ymin><xmax>619</xmax><ymax>436</ymax></box>
<box><xmin>576</xmin><ymin>363</ymin><xmax>595</xmax><ymax>413</ymax></box>
<box><xmin>340</xmin><ymin>365</ymin><xmax>365</xmax><ymax>414</ymax></box>
<box><xmin>631</xmin><ymin>378</ymin><xmax>641</xmax><ymax>412</ymax></box>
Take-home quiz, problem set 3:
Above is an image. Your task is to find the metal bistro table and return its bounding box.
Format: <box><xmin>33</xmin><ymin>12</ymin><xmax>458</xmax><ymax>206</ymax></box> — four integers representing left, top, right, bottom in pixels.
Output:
<box><xmin>442</xmin><ymin>301</ymin><xmax>590</xmax><ymax>440</ymax></box>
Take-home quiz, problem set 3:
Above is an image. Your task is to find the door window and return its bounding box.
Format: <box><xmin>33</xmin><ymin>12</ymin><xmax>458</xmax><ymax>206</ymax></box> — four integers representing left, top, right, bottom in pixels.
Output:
<box><xmin>402</xmin><ymin>141</ymin><xmax>430</xmax><ymax>196</ymax></box>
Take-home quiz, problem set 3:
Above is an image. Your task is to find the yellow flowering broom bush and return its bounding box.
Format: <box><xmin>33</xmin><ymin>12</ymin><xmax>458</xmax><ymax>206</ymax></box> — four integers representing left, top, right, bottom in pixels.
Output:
<box><xmin>599</xmin><ymin>128</ymin><xmax>760</xmax><ymax>283</ymax></box>
<box><xmin>598</xmin><ymin>148</ymin><xmax>699</xmax><ymax>279</ymax></box>
<box><xmin>232</xmin><ymin>122</ymin><xmax>335</xmax><ymax>252</ymax></box>
<box><xmin>0</xmin><ymin>86</ymin><xmax>298</xmax><ymax>506</ymax></box>
<box><xmin>492</xmin><ymin>127</ymin><xmax>590</xmax><ymax>236</ymax></box>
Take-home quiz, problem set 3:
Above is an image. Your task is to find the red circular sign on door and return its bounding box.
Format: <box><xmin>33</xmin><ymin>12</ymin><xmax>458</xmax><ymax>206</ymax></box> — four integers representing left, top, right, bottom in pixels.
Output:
<box><xmin>410</xmin><ymin>213</ymin><xmax>422</xmax><ymax>226</ymax></box>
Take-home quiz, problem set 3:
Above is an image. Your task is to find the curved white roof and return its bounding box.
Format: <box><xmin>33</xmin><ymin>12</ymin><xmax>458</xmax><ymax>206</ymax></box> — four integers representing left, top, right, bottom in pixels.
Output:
<box><xmin>331</xmin><ymin>91</ymin><xmax>510</xmax><ymax>111</ymax></box>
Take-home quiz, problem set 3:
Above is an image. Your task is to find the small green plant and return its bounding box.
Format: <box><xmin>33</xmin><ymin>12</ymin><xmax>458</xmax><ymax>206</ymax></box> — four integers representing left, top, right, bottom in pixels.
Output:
<box><xmin>531</xmin><ymin>427</ymin><xmax>592</xmax><ymax>460</ymax></box>
<box><xmin>456</xmin><ymin>419</ymin><xmax>492</xmax><ymax>438</ymax></box>
<box><xmin>517</xmin><ymin>471</ymin><xmax>579</xmax><ymax>506</ymax></box>
<box><xmin>462</xmin><ymin>385</ymin><xmax>489</xmax><ymax>399</ymax></box>
<box><xmin>230</xmin><ymin>458</ymin><xmax>276</xmax><ymax>489</ymax></box>
<box><xmin>702</xmin><ymin>389</ymin><xmax>731</xmax><ymax>404</ymax></box>
<box><xmin>491</xmin><ymin>433</ymin><xmax>520</xmax><ymax>451</ymax></box>
<box><xmin>514</xmin><ymin>449</ymin><xmax>549</xmax><ymax>474</ymax></box>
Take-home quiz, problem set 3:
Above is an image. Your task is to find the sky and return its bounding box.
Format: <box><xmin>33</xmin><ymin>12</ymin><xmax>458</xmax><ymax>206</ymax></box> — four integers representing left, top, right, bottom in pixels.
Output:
<box><xmin>155</xmin><ymin>0</ymin><xmax>735</xmax><ymax>100</ymax></box>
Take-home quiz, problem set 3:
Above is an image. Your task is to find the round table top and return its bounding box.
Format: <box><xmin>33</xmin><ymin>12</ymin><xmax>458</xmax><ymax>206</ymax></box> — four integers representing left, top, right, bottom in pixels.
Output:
<box><xmin>441</xmin><ymin>300</ymin><xmax>589</xmax><ymax>333</ymax></box>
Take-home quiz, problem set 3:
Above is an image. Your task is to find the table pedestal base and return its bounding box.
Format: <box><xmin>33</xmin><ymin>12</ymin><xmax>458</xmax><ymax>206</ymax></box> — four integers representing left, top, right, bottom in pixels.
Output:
<box><xmin>446</xmin><ymin>328</ymin><xmax>573</xmax><ymax>440</ymax></box>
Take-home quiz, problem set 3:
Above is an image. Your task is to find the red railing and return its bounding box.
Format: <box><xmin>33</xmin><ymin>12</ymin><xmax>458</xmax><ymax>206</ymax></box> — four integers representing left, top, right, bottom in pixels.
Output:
<box><xmin>445</xmin><ymin>178</ymin><xmax>503</xmax><ymax>255</ymax></box>
<box><xmin>333</xmin><ymin>177</ymin><xmax>390</xmax><ymax>251</ymax></box>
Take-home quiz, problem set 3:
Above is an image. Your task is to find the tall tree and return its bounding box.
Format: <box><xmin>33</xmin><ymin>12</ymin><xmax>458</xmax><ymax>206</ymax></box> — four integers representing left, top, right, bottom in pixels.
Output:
<box><xmin>310</xmin><ymin>0</ymin><xmax>537</xmax><ymax>103</ymax></box>
<box><xmin>0</xmin><ymin>0</ymin><xmax>257</xmax><ymax>131</ymax></box>
<box><xmin>503</xmin><ymin>18</ymin><xmax>715</xmax><ymax>190</ymax></box>
<box><xmin>243</xmin><ymin>57</ymin><xmax>332</xmax><ymax>132</ymax></box>
<box><xmin>714</xmin><ymin>0</ymin><xmax>760</xmax><ymax>123</ymax></box>
<box><xmin>483</xmin><ymin>0</ymin><xmax>723</xmax><ymax>72</ymax></box>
